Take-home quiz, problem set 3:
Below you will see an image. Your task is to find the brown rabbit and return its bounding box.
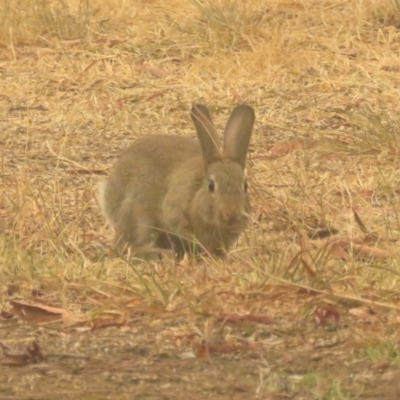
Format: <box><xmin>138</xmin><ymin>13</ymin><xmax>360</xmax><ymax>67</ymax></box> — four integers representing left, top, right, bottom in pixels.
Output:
<box><xmin>99</xmin><ymin>104</ymin><xmax>255</xmax><ymax>257</ymax></box>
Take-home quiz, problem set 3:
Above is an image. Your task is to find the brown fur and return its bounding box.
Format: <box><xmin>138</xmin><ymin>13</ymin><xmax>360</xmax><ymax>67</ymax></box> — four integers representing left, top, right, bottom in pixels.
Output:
<box><xmin>99</xmin><ymin>104</ymin><xmax>255</xmax><ymax>257</ymax></box>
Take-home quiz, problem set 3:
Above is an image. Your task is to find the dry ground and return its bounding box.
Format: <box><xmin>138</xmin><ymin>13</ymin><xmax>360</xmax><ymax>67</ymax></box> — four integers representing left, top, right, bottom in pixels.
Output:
<box><xmin>2</xmin><ymin>0</ymin><xmax>400</xmax><ymax>399</ymax></box>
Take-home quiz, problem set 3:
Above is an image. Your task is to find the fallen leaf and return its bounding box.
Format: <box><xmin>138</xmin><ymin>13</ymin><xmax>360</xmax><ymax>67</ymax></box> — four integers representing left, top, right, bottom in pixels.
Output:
<box><xmin>287</xmin><ymin>252</ymin><xmax>316</xmax><ymax>276</ymax></box>
<box><xmin>353</xmin><ymin>208</ymin><xmax>368</xmax><ymax>233</ymax></box>
<box><xmin>329</xmin><ymin>240</ymin><xmax>351</xmax><ymax>260</ymax></box>
<box><xmin>1</xmin><ymin>341</ymin><xmax>44</xmax><ymax>366</ymax></box>
<box><xmin>314</xmin><ymin>306</ymin><xmax>341</xmax><ymax>326</ymax></box>
<box><xmin>371</xmin><ymin>360</ymin><xmax>391</xmax><ymax>372</ymax></box>
<box><xmin>80</xmin><ymin>57</ymin><xmax>113</xmax><ymax>76</ymax></box>
<box><xmin>300</xmin><ymin>258</ymin><xmax>316</xmax><ymax>277</ymax></box>
<box><xmin>108</xmin><ymin>39</ymin><xmax>128</xmax><ymax>47</ymax></box>
<box><xmin>10</xmin><ymin>300</ymin><xmax>78</xmax><ymax>325</ymax></box>
<box><xmin>266</xmin><ymin>139</ymin><xmax>314</xmax><ymax>159</ymax></box>
<box><xmin>142</xmin><ymin>66</ymin><xmax>169</xmax><ymax>78</ymax></box>
<box><xmin>144</xmin><ymin>91</ymin><xmax>166</xmax><ymax>102</ymax></box>
<box><xmin>358</xmin><ymin>189</ymin><xmax>374</xmax><ymax>201</ymax></box>
<box><xmin>91</xmin><ymin>318</ymin><xmax>125</xmax><ymax>332</ymax></box>
<box><xmin>179</xmin><ymin>252</ymin><xmax>191</xmax><ymax>268</ymax></box>
<box><xmin>312</xmin><ymin>238</ymin><xmax>392</xmax><ymax>260</ymax></box>
<box><xmin>0</xmin><ymin>311</ymin><xmax>14</xmax><ymax>319</ymax></box>
<box><xmin>0</xmin><ymin>209</ymin><xmax>11</xmax><ymax>218</ymax></box>
<box><xmin>218</xmin><ymin>313</ymin><xmax>275</xmax><ymax>325</ymax></box>
<box><xmin>349</xmin><ymin>308</ymin><xmax>378</xmax><ymax>323</ymax></box>
<box><xmin>1</xmin><ymin>353</ymin><xmax>32</xmax><ymax>366</ymax></box>
<box><xmin>309</xmin><ymin>227</ymin><xmax>339</xmax><ymax>239</ymax></box>
<box><xmin>195</xmin><ymin>341</ymin><xmax>259</xmax><ymax>358</ymax></box>
<box><xmin>177</xmin><ymin>351</ymin><xmax>196</xmax><ymax>360</ymax></box>
<box><xmin>6</xmin><ymin>283</ymin><xmax>21</xmax><ymax>296</ymax></box>
<box><xmin>352</xmin><ymin>243</ymin><xmax>392</xmax><ymax>260</ymax></box>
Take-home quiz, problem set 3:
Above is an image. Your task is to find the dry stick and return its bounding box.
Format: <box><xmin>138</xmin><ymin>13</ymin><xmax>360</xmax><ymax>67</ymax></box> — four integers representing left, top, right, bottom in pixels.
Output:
<box><xmin>46</xmin><ymin>142</ymin><xmax>101</xmax><ymax>174</ymax></box>
<box><xmin>261</xmin><ymin>273</ymin><xmax>400</xmax><ymax>311</ymax></box>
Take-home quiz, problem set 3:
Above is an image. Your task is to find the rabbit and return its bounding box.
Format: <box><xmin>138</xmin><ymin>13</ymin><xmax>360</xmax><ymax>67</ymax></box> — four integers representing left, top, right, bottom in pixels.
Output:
<box><xmin>99</xmin><ymin>103</ymin><xmax>255</xmax><ymax>257</ymax></box>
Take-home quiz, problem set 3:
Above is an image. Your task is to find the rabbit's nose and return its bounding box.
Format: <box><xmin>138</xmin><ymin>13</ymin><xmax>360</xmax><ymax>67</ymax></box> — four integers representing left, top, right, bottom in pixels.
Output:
<box><xmin>220</xmin><ymin>209</ymin><xmax>240</xmax><ymax>226</ymax></box>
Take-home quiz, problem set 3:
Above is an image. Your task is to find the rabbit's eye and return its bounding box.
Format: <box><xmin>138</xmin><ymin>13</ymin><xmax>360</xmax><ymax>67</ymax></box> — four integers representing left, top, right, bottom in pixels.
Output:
<box><xmin>244</xmin><ymin>181</ymin><xmax>248</xmax><ymax>192</ymax></box>
<box><xmin>208</xmin><ymin>179</ymin><xmax>215</xmax><ymax>192</ymax></box>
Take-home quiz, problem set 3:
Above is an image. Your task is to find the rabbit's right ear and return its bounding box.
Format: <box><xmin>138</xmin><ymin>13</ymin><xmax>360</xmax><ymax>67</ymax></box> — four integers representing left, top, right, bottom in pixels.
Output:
<box><xmin>223</xmin><ymin>104</ymin><xmax>255</xmax><ymax>169</ymax></box>
<box><xmin>191</xmin><ymin>104</ymin><xmax>221</xmax><ymax>165</ymax></box>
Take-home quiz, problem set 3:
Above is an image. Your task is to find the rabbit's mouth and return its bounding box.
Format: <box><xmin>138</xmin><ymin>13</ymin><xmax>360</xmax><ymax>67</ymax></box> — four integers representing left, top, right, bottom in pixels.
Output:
<box><xmin>218</xmin><ymin>209</ymin><xmax>248</xmax><ymax>229</ymax></box>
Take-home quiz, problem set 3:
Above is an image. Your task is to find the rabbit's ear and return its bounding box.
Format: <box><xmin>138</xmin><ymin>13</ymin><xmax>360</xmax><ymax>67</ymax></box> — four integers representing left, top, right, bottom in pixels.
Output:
<box><xmin>223</xmin><ymin>105</ymin><xmax>255</xmax><ymax>169</ymax></box>
<box><xmin>191</xmin><ymin>104</ymin><xmax>221</xmax><ymax>165</ymax></box>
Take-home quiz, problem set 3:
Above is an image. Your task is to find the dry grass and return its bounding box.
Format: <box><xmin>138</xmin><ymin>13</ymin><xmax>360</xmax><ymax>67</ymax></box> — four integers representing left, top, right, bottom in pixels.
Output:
<box><xmin>2</xmin><ymin>0</ymin><xmax>400</xmax><ymax>398</ymax></box>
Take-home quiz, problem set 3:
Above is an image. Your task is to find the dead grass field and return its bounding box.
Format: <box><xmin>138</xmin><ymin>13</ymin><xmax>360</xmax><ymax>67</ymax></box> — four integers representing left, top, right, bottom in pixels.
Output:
<box><xmin>2</xmin><ymin>0</ymin><xmax>400</xmax><ymax>398</ymax></box>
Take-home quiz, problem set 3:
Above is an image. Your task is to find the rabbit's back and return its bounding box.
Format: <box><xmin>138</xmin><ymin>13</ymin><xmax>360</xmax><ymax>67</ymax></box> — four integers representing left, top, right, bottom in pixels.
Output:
<box><xmin>99</xmin><ymin>135</ymin><xmax>201</xmax><ymax>248</ymax></box>
<box><xmin>119</xmin><ymin>135</ymin><xmax>200</xmax><ymax>175</ymax></box>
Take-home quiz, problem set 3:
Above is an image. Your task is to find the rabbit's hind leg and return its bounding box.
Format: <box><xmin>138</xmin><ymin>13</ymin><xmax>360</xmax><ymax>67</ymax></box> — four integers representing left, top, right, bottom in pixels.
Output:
<box><xmin>112</xmin><ymin>197</ymin><xmax>155</xmax><ymax>253</ymax></box>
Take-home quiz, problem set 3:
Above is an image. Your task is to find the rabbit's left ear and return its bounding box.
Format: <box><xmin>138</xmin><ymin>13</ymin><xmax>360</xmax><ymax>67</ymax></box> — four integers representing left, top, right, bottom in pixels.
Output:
<box><xmin>223</xmin><ymin>105</ymin><xmax>255</xmax><ymax>168</ymax></box>
<box><xmin>191</xmin><ymin>104</ymin><xmax>221</xmax><ymax>165</ymax></box>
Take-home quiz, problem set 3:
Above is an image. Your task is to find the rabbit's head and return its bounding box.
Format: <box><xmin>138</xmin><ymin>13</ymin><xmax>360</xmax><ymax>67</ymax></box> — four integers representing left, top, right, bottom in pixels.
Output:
<box><xmin>189</xmin><ymin>104</ymin><xmax>255</xmax><ymax>241</ymax></box>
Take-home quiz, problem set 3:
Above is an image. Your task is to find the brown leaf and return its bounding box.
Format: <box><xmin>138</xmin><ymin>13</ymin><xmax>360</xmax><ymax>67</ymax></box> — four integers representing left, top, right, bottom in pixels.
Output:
<box><xmin>371</xmin><ymin>360</ymin><xmax>391</xmax><ymax>372</ymax></box>
<box><xmin>300</xmin><ymin>258</ymin><xmax>316</xmax><ymax>277</ymax></box>
<box><xmin>309</xmin><ymin>227</ymin><xmax>339</xmax><ymax>239</ymax></box>
<box><xmin>6</xmin><ymin>283</ymin><xmax>21</xmax><ymax>296</ymax></box>
<box><xmin>195</xmin><ymin>341</ymin><xmax>258</xmax><ymax>357</ymax></box>
<box><xmin>0</xmin><ymin>310</ymin><xmax>14</xmax><ymax>319</ymax></box>
<box><xmin>91</xmin><ymin>319</ymin><xmax>124</xmax><ymax>332</ymax></box>
<box><xmin>10</xmin><ymin>300</ymin><xmax>76</xmax><ymax>325</ymax></box>
<box><xmin>242</xmin><ymin>314</ymin><xmax>276</xmax><ymax>324</ymax></box>
<box><xmin>352</xmin><ymin>243</ymin><xmax>392</xmax><ymax>260</ymax></box>
<box><xmin>0</xmin><ymin>209</ymin><xmax>11</xmax><ymax>218</ymax></box>
<box><xmin>314</xmin><ymin>306</ymin><xmax>341</xmax><ymax>326</ymax></box>
<box><xmin>195</xmin><ymin>342</ymin><xmax>210</xmax><ymax>359</ymax></box>
<box><xmin>144</xmin><ymin>91</ymin><xmax>166</xmax><ymax>102</ymax></box>
<box><xmin>1</xmin><ymin>353</ymin><xmax>32</xmax><ymax>366</ymax></box>
<box><xmin>353</xmin><ymin>208</ymin><xmax>368</xmax><ymax>233</ymax></box>
<box><xmin>359</xmin><ymin>189</ymin><xmax>374</xmax><ymax>201</ymax></box>
<box><xmin>218</xmin><ymin>313</ymin><xmax>275</xmax><ymax>325</ymax></box>
<box><xmin>287</xmin><ymin>252</ymin><xmax>316</xmax><ymax>276</ymax></box>
<box><xmin>349</xmin><ymin>308</ymin><xmax>378</xmax><ymax>323</ymax></box>
<box><xmin>90</xmin><ymin>311</ymin><xmax>130</xmax><ymax>332</ymax></box>
<box><xmin>179</xmin><ymin>252</ymin><xmax>191</xmax><ymax>268</ymax></box>
<box><xmin>1</xmin><ymin>341</ymin><xmax>44</xmax><ymax>366</ymax></box>
<box><xmin>312</xmin><ymin>238</ymin><xmax>392</xmax><ymax>260</ymax></box>
<box><xmin>142</xmin><ymin>66</ymin><xmax>169</xmax><ymax>78</ymax></box>
<box><xmin>80</xmin><ymin>57</ymin><xmax>113</xmax><ymax>75</ymax></box>
<box><xmin>108</xmin><ymin>39</ymin><xmax>128</xmax><ymax>47</ymax></box>
<box><xmin>329</xmin><ymin>240</ymin><xmax>351</xmax><ymax>260</ymax></box>
<box><xmin>266</xmin><ymin>139</ymin><xmax>313</xmax><ymax>159</ymax></box>
<box><xmin>27</xmin><ymin>341</ymin><xmax>44</xmax><ymax>361</ymax></box>
<box><xmin>70</xmin><ymin>169</ymin><xmax>106</xmax><ymax>175</ymax></box>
